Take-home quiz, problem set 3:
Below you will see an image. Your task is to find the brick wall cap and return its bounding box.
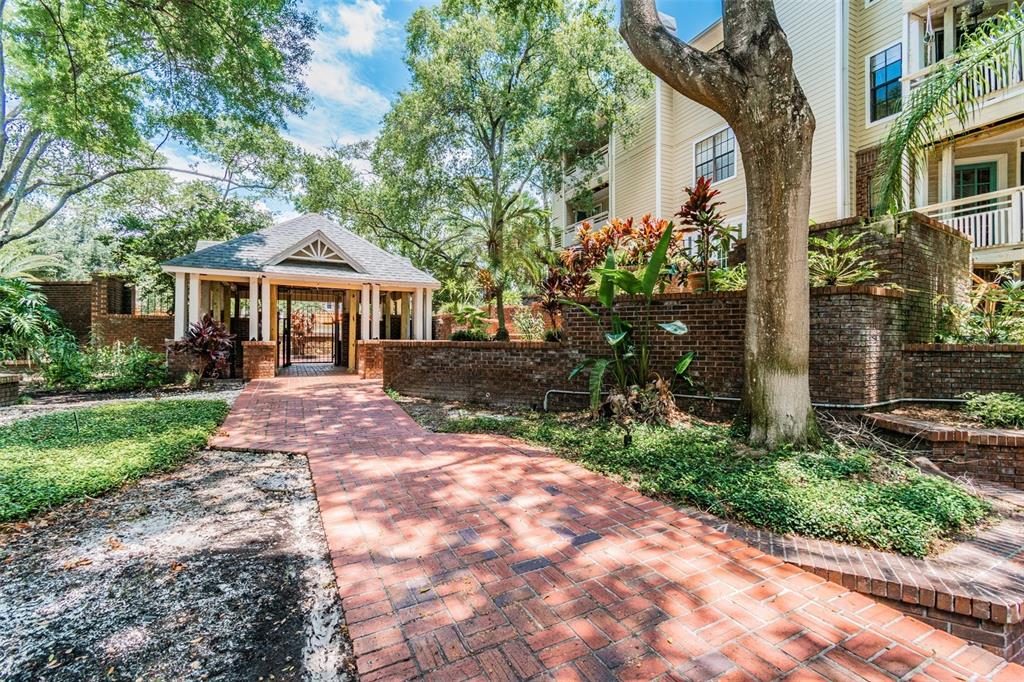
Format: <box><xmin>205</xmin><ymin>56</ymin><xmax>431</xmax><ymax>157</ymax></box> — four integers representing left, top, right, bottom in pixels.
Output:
<box><xmin>378</xmin><ymin>340</ymin><xmax>554</xmax><ymax>350</ymax></box>
<box><xmin>0</xmin><ymin>373</ymin><xmax>20</xmax><ymax>385</ymax></box>
<box><xmin>865</xmin><ymin>412</ymin><xmax>1024</xmax><ymax>447</ymax></box>
<box><xmin>904</xmin><ymin>343</ymin><xmax>1024</xmax><ymax>353</ymax></box>
<box><xmin>241</xmin><ymin>340</ymin><xmax>277</xmax><ymax>348</ymax></box>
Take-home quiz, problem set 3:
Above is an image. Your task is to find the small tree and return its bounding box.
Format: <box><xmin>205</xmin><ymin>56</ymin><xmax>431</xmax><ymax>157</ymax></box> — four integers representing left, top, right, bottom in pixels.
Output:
<box><xmin>675</xmin><ymin>177</ymin><xmax>731</xmax><ymax>292</ymax></box>
<box><xmin>172</xmin><ymin>315</ymin><xmax>234</xmax><ymax>387</ymax></box>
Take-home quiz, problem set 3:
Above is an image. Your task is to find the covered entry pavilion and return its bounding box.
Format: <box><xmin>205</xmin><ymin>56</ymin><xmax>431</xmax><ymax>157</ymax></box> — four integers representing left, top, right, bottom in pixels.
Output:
<box><xmin>161</xmin><ymin>213</ymin><xmax>440</xmax><ymax>377</ymax></box>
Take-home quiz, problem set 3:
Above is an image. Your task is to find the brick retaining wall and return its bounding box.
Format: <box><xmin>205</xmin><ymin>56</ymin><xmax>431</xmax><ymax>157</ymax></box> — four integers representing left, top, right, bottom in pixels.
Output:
<box><xmin>357</xmin><ymin>340</ymin><xmax>384</xmax><ymax>379</ymax></box>
<box><xmin>0</xmin><ymin>373</ymin><xmax>19</xmax><ymax>407</ymax></box>
<box><xmin>381</xmin><ymin>341</ymin><xmax>583</xmax><ymax>408</ymax></box>
<box><xmin>903</xmin><ymin>344</ymin><xmax>1024</xmax><ymax>399</ymax></box>
<box><xmin>242</xmin><ymin>341</ymin><xmax>276</xmax><ymax>380</ymax></box>
<box><xmin>93</xmin><ymin>314</ymin><xmax>174</xmax><ymax>352</ymax></box>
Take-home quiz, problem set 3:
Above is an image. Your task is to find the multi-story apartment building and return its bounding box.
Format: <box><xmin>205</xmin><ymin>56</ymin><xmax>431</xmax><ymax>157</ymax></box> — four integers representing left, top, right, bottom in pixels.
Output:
<box><xmin>552</xmin><ymin>0</ymin><xmax>1024</xmax><ymax>269</ymax></box>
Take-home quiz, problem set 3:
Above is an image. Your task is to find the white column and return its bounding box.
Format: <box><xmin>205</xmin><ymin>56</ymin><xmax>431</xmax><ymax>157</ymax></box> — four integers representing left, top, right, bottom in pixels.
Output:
<box><xmin>940</xmin><ymin>145</ymin><xmax>955</xmax><ymax>203</ymax></box>
<box><xmin>360</xmin><ymin>284</ymin><xmax>370</xmax><ymax>340</ymax></box>
<box><xmin>188</xmin><ymin>274</ymin><xmax>200</xmax><ymax>327</ymax></box>
<box><xmin>248</xmin><ymin>277</ymin><xmax>259</xmax><ymax>340</ymax></box>
<box><xmin>412</xmin><ymin>287</ymin><xmax>424</xmax><ymax>340</ymax></box>
<box><xmin>908</xmin><ymin>16</ymin><xmax>921</xmax><ymax>74</ymax></box>
<box><xmin>260</xmin><ymin>279</ymin><xmax>271</xmax><ymax>341</ymax></box>
<box><xmin>174</xmin><ymin>272</ymin><xmax>186</xmax><ymax>339</ymax></box>
<box><xmin>370</xmin><ymin>283</ymin><xmax>381</xmax><ymax>339</ymax></box>
<box><xmin>423</xmin><ymin>288</ymin><xmax>433</xmax><ymax>340</ymax></box>
<box><xmin>914</xmin><ymin>155</ymin><xmax>929</xmax><ymax>209</ymax></box>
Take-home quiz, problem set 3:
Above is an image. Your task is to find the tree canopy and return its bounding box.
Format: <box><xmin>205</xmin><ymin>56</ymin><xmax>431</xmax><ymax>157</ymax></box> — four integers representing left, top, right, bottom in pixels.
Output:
<box><xmin>0</xmin><ymin>0</ymin><xmax>314</xmax><ymax>248</ymax></box>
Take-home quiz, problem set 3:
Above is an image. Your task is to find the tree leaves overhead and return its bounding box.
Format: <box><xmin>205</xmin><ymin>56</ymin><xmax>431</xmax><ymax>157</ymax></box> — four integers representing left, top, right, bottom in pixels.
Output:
<box><xmin>0</xmin><ymin>0</ymin><xmax>314</xmax><ymax>248</ymax></box>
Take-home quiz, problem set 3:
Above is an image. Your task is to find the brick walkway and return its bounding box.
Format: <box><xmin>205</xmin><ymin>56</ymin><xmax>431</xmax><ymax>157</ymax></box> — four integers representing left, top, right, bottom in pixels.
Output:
<box><xmin>212</xmin><ymin>374</ymin><xmax>1024</xmax><ymax>681</ymax></box>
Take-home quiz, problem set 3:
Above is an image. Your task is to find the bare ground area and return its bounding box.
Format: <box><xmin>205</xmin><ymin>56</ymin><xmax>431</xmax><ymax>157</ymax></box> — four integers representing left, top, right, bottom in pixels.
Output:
<box><xmin>0</xmin><ymin>448</ymin><xmax>354</xmax><ymax>682</ymax></box>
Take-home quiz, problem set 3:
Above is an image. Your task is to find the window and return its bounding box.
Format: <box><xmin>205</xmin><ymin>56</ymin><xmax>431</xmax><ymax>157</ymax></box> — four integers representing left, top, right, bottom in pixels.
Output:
<box><xmin>954</xmin><ymin>162</ymin><xmax>997</xmax><ymax>199</ymax></box>
<box><xmin>694</xmin><ymin>127</ymin><xmax>736</xmax><ymax>182</ymax></box>
<box><xmin>869</xmin><ymin>44</ymin><xmax>902</xmax><ymax>122</ymax></box>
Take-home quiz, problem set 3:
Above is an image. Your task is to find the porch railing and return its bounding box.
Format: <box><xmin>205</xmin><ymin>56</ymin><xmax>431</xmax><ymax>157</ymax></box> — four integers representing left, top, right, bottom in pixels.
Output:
<box><xmin>561</xmin><ymin>210</ymin><xmax>609</xmax><ymax>248</ymax></box>
<box><xmin>919</xmin><ymin>186</ymin><xmax>1024</xmax><ymax>249</ymax></box>
<box><xmin>905</xmin><ymin>43</ymin><xmax>1024</xmax><ymax>101</ymax></box>
<box><xmin>563</xmin><ymin>145</ymin><xmax>610</xmax><ymax>189</ymax></box>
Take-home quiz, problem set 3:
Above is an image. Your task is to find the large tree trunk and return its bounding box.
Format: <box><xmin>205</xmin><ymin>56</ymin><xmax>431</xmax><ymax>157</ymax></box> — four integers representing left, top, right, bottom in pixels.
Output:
<box><xmin>734</xmin><ymin>108</ymin><xmax>817</xmax><ymax>447</ymax></box>
<box><xmin>620</xmin><ymin>0</ymin><xmax>818</xmax><ymax>447</ymax></box>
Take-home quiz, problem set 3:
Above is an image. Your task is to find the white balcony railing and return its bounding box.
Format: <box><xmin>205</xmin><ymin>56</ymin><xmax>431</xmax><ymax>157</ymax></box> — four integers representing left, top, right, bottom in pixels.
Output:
<box><xmin>561</xmin><ymin>211</ymin><xmax>609</xmax><ymax>248</ymax></box>
<box><xmin>905</xmin><ymin>43</ymin><xmax>1024</xmax><ymax>100</ymax></box>
<box><xmin>920</xmin><ymin>186</ymin><xmax>1024</xmax><ymax>249</ymax></box>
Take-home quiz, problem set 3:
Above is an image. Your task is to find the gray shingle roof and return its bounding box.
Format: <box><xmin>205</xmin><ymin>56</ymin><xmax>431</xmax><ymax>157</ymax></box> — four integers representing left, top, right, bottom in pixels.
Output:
<box><xmin>162</xmin><ymin>213</ymin><xmax>439</xmax><ymax>286</ymax></box>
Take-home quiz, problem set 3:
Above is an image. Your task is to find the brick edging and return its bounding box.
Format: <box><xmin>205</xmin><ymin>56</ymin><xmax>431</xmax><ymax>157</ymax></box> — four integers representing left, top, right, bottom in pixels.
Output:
<box><xmin>865</xmin><ymin>413</ymin><xmax>1024</xmax><ymax>448</ymax></box>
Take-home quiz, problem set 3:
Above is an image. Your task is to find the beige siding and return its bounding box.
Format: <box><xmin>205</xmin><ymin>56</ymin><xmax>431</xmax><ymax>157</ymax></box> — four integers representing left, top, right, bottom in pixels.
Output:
<box><xmin>612</xmin><ymin>95</ymin><xmax>657</xmax><ymax>220</ymax></box>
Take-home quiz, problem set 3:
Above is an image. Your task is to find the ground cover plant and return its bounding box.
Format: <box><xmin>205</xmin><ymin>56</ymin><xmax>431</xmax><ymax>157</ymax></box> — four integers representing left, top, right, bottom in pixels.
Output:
<box><xmin>436</xmin><ymin>413</ymin><xmax>990</xmax><ymax>558</ymax></box>
<box><xmin>962</xmin><ymin>392</ymin><xmax>1024</xmax><ymax>429</ymax></box>
<box><xmin>0</xmin><ymin>399</ymin><xmax>229</xmax><ymax>520</ymax></box>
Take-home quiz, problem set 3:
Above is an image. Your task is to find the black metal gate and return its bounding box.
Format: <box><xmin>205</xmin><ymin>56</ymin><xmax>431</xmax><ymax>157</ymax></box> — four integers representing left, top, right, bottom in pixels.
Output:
<box><xmin>278</xmin><ymin>287</ymin><xmax>342</xmax><ymax>366</ymax></box>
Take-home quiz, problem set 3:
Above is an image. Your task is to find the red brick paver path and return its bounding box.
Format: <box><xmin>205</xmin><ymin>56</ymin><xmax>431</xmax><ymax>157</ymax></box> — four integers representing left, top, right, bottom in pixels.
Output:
<box><xmin>212</xmin><ymin>374</ymin><xmax>1024</xmax><ymax>681</ymax></box>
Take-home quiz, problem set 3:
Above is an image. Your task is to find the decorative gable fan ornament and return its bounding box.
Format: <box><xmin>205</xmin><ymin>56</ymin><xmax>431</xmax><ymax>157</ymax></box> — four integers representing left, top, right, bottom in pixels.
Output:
<box><xmin>291</xmin><ymin>238</ymin><xmax>348</xmax><ymax>264</ymax></box>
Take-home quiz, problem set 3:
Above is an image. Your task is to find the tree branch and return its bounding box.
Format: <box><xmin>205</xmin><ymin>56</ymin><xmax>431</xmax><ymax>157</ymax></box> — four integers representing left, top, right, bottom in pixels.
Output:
<box><xmin>619</xmin><ymin>0</ymin><xmax>738</xmax><ymax>115</ymax></box>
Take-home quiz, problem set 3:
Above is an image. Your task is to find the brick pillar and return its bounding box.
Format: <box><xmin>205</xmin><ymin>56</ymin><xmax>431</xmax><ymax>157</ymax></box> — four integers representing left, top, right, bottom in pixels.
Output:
<box><xmin>242</xmin><ymin>340</ymin><xmax>277</xmax><ymax>379</ymax></box>
<box><xmin>0</xmin><ymin>373</ymin><xmax>20</xmax><ymax>407</ymax></box>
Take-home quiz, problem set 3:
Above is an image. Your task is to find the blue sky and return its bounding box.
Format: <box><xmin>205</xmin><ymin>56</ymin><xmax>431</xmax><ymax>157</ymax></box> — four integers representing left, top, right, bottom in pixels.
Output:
<box><xmin>286</xmin><ymin>0</ymin><xmax>723</xmax><ymax>155</ymax></box>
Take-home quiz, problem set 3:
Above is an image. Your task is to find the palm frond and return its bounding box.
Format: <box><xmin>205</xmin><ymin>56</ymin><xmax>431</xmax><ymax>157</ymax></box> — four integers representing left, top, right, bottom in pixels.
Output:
<box><xmin>875</xmin><ymin>4</ymin><xmax>1024</xmax><ymax>214</ymax></box>
<box><xmin>0</xmin><ymin>246</ymin><xmax>61</xmax><ymax>281</ymax></box>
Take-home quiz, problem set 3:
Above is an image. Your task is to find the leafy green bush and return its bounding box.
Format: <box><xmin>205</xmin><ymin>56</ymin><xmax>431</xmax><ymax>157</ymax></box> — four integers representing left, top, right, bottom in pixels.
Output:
<box><xmin>42</xmin><ymin>338</ymin><xmax>168</xmax><ymax>391</ymax></box>
<box><xmin>438</xmin><ymin>415</ymin><xmax>990</xmax><ymax>557</ymax></box>
<box><xmin>511</xmin><ymin>308</ymin><xmax>546</xmax><ymax>341</ymax></box>
<box><xmin>962</xmin><ymin>392</ymin><xmax>1024</xmax><ymax>428</ymax></box>
<box><xmin>937</xmin><ymin>269</ymin><xmax>1024</xmax><ymax>344</ymax></box>
<box><xmin>450</xmin><ymin>329</ymin><xmax>490</xmax><ymax>341</ymax></box>
<box><xmin>0</xmin><ymin>399</ymin><xmax>229</xmax><ymax>520</ymax></box>
<box><xmin>0</xmin><ymin>276</ymin><xmax>64</xmax><ymax>362</ymax></box>
<box><xmin>711</xmin><ymin>264</ymin><xmax>747</xmax><ymax>291</ymax></box>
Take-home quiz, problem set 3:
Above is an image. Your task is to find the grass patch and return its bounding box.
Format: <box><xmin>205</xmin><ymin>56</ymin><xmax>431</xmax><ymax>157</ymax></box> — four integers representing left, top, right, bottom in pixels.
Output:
<box><xmin>0</xmin><ymin>400</ymin><xmax>229</xmax><ymax>521</ymax></box>
<box><xmin>439</xmin><ymin>414</ymin><xmax>991</xmax><ymax>558</ymax></box>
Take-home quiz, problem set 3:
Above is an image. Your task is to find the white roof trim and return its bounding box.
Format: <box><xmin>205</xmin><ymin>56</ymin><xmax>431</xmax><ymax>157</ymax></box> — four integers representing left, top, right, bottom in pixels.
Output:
<box><xmin>160</xmin><ymin>263</ymin><xmax>441</xmax><ymax>290</ymax></box>
<box><xmin>266</xmin><ymin>229</ymin><xmax>367</xmax><ymax>273</ymax></box>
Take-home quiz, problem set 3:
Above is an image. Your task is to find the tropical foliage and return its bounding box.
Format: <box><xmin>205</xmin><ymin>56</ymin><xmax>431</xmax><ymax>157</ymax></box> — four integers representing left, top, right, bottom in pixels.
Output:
<box><xmin>875</xmin><ymin>4</ymin><xmax>1024</xmax><ymax>212</ymax></box>
<box><xmin>0</xmin><ymin>276</ymin><xmax>62</xmax><ymax>361</ymax></box>
<box><xmin>511</xmin><ymin>308</ymin><xmax>546</xmax><ymax>341</ymax></box>
<box><xmin>808</xmin><ymin>230</ymin><xmax>881</xmax><ymax>287</ymax></box>
<box><xmin>567</xmin><ymin>225</ymin><xmax>693</xmax><ymax>430</ymax></box>
<box><xmin>937</xmin><ymin>268</ymin><xmax>1024</xmax><ymax>344</ymax></box>
<box><xmin>675</xmin><ymin>177</ymin><xmax>734</xmax><ymax>291</ymax></box>
<box><xmin>171</xmin><ymin>315</ymin><xmax>235</xmax><ymax>387</ymax></box>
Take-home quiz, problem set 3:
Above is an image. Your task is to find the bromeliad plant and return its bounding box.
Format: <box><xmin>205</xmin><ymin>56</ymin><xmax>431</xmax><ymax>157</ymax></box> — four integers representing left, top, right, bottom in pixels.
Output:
<box><xmin>808</xmin><ymin>229</ymin><xmax>881</xmax><ymax>287</ymax></box>
<box><xmin>567</xmin><ymin>224</ymin><xmax>694</xmax><ymax>430</ymax></box>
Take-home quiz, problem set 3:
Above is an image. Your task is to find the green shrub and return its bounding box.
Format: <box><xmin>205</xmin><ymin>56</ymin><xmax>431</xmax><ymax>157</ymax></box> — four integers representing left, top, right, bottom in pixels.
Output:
<box><xmin>41</xmin><ymin>338</ymin><xmax>168</xmax><ymax>392</ymax></box>
<box><xmin>711</xmin><ymin>264</ymin><xmax>747</xmax><ymax>291</ymax></box>
<box><xmin>437</xmin><ymin>415</ymin><xmax>991</xmax><ymax>557</ymax></box>
<box><xmin>544</xmin><ymin>329</ymin><xmax>562</xmax><ymax>343</ymax></box>
<box><xmin>962</xmin><ymin>392</ymin><xmax>1024</xmax><ymax>428</ymax></box>
<box><xmin>0</xmin><ymin>399</ymin><xmax>229</xmax><ymax>520</ymax></box>
<box><xmin>450</xmin><ymin>329</ymin><xmax>490</xmax><ymax>341</ymax></box>
<box><xmin>511</xmin><ymin>308</ymin><xmax>546</xmax><ymax>341</ymax></box>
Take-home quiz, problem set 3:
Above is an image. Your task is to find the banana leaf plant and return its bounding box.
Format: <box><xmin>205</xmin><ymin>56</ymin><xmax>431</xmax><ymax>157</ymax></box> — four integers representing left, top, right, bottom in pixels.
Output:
<box><xmin>566</xmin><ymin>223</ymin><xmax>694</xmax><ymax>418</ymax></box>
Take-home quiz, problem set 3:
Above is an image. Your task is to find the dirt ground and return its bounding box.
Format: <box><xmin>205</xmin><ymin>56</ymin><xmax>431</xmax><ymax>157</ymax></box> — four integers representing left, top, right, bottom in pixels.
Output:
<box><xmin>0</xmin><ymin>448</ymin><xmax>354</xmax><ymax>681</ymax></box>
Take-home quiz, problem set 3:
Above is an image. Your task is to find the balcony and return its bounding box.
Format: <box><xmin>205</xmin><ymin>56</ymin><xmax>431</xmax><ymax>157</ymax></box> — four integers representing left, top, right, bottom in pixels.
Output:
<box><xmin>919</xmin><ymin>186</ymin><xmax>1024</xmax><ymax>261</ymax></box>
<box><xmin>563</xmin><ymin>145</ymin><xmax>609</xmax><ymax>190</ymax></box>
<box><xmin>904</xmin><ymin>44</ymin><xmax>1024</xmax><ymax>100</ymax></box>
<box><xmin>560</xmin><ymin>211</ymin><xmax>609</xmax><ymax>249</ymax></box>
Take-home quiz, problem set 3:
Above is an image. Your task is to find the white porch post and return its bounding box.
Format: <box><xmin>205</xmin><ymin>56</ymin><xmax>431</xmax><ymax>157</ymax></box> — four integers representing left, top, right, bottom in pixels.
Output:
<box><xmin>174</xmin><ymin>272</ymin><xmax>186</xmax><ymax>339</ymax></box>
<box><xmin>248</xmin><ymin>277</ymin><xmax>259</xmax><ymax>340</ymax></box>
<box><xmin>260</xmin><ymin>278</ymin><xmax>271</xmax><ymax>341</ymax></box>
<box><xmin>400</xmin><ymin>293</ymin><xmax>410</xmax><ymax>339</ymax></box>
<box><xmin>370</xmin><ymin>283</ymin><xmax>381</xmax><ymax>339</ymax></box>
<box><xmin>940</xmin><ymin>145</ymin><xmax>955</xmax><ymax>203</ymax></box>
<box><xmin>423</xmin><ymin>288</ymin><xmax>433</xmax><ymax>340</ymax></box>
<box><xmin>412</xmin><ymin>287</ymin><xmax>424</xmax><ymax>340</ymax></box>
<box><xmin>188</xmin><ymin>274</ymin><xmax>200</xmax><ymax>327</ymax></box>
<box><xmin>914</xmin><ymin>156</ymin><xmax>929</xmax><ymax>209</ymax></box>
<box><xmin>360</xmin><ymin>284</ymin><xmax>370</xmax><ymax>340</ymax></box>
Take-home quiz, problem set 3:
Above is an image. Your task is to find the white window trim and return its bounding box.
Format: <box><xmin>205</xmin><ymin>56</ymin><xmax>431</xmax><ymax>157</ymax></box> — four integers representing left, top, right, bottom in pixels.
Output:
<box><xmin>954</xmin><ymin>153</ymin><xmax>1008</xmax><ymax>193</ymax></box>
<box><xmin>864</xmin><ymin>41</ymin><xmax>904</xmax><ymax>129</ymax></box>
<box><xmin>692</xmin><ymin>124</ymin><xmax>738</xmax><ymax>186</ymax></box>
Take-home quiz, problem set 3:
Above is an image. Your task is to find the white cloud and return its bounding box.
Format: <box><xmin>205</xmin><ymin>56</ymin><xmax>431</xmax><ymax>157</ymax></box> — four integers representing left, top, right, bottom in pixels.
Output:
<box><xmin>322</xmin><ymin>0</ymin><xmax>393</xmax><ymax>56</ymax></box>
<box><xmin>304</xmin><ymin>58</ymin><xmax>390</xmax><ymax>112</ymax></box>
